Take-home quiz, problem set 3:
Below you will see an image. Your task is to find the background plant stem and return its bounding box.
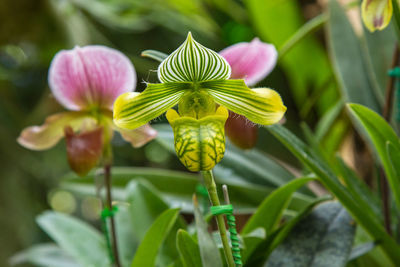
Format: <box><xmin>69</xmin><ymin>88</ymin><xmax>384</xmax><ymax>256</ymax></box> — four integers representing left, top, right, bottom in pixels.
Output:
<box><xmin>103</xmin><ymin>143</ymin><xmax>121</xmax><ymax>267</ymax></box>
<box><xmin>201</xmin><ymin>170</ymin><xmax>235</xmax><ymax>267</ymax></box>
<box><xmin>380</xmin><ymin>43</ymin><xmax>400</xmax><ymax>235</ymax></box>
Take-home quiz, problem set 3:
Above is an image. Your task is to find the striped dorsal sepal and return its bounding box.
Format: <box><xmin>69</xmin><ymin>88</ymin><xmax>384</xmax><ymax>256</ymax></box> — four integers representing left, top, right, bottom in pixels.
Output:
<box><xmin>158</xmin><ymin>32</ymin><xmax>231</xmax><ymax>83</ymax></box>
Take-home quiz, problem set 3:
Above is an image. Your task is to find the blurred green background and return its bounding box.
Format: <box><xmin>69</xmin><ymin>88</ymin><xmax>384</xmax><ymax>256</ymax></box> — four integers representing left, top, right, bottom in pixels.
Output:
<box><xmin>0</xmin><ymin>0</ymin><xmax>376</xmax><ymax>265</ymax></box>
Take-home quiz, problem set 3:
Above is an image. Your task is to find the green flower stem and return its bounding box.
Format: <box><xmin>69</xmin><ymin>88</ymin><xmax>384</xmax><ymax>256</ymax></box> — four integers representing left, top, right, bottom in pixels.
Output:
<box><xmin>103</xmin><ymin>142</ymin><xmax>121</xmax><ymax>267</ymax></box>
<box><xmin>201</xmin><ymin>170</ymin><xmax>235</xmax><ymax>267</ymax></box>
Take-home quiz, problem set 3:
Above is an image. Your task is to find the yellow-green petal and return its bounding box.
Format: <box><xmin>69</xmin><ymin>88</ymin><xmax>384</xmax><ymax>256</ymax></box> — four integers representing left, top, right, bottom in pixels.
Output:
<box><xmin>17</xmin><ymin>111</ymin><xmax>96</xmax><ymax>150</ymax></box>
<box><xmin>113</xmin><ymin>82</ymin><xmax>190</xmax><ymax>129</ymax></box>
<box><xmin>361</xmin><ymin>0</ymin><xmax>392</xmax><ymax>32</ymax></box>
<box><xmin>201</xmin><ymin>79</ymin><xmax>286</xmax><ymax>125</ymax></box>
<box><xmin>166</xmin><ymin>106</ymin><xmax>228</xmax><ymax>172</ymax></box>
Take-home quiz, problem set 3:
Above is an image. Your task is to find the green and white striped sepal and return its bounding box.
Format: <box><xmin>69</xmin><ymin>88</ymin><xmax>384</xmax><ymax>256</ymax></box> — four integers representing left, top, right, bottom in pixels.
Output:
<box><xmin>158</xmin><ymin>32</ymin><xmax>231</xmax><ymax>83</ymax></box>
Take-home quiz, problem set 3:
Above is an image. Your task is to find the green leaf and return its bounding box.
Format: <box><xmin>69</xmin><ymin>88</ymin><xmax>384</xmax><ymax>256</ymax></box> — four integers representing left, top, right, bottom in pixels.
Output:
<box><xmin>327</xmin><ymin>0</ymin><xmax>381</xmax><ymax>111</ymax></box>
<box><xmin>126</xmin><ymin>180</ymin><xmax>169</xmax><ymax>241</ymax></box>
<box><xmin>347</xmin><ymin>103</ymin><xmax>400</xmax><ymax>209</ymax></box>
<box><xmin>242</xmin><ymin>177</ymin><xmax>315</xmax><ymax>235</ymax></box>
<box><xmin>131</xmin><ymin>208</ymin><xmax>180</xmax><ymax>267</ymax></box>
<box><xmin>348</xmin><ymin>242</ymin><xmax>376</xmax><ymax>261</ymax></box>
<box><xmin>10</xmin><ymin>244</ymin><xmax>77</xmax><ymax>267</ymax></box>
<box><xmin>279</xmin><ymin>14</ymin><xmax>327</xmax><ymax>58</ymax></box>
<box><xmin>158</xmin><ymin>32</ymin><xmax>231</xmax><ymax>83</ymax></box>
<box><xmin>141</xmin><ymin>49</ymin><xmax>168</xmax><ymax>62</ymax></box>
<box><xmin>126</xmin><ymin>180</ymin><xmax>184</xmax><ymax>266</ymax></box>
<box><xmin>114</xmin><ymin>205</ymin><xmax>138</xmax><ymax>267</ymax></box>
<box><xmin>176</xmin><ymin>229</ymin><xmax>202</xmax><ymax>267</ymax></box>
<box><xmin>266</xmin><ymin>202</ymin><xmax>356</xmax><ymax>267</ymax></box>
<box><xmin>193</xmin><ymin>197</ymin><xmax>223</xmax><ymax>267</ymax></box>
<box><xmin>363</xmin><ymin>24</ymin><xmax>396</xmax><ymax>102</ymax></box>
<box><xmin>387</xmin><ymin>141</ymin><xmax>400</xmax><ymax>180</ymax></box>
<box><xmin>36</xmin><ymin>211</ymin><xmax>109</xmax><ymax>267</ymax></box>
<box><xmin>266</xmin><ymin>124</ymin><xmax>400</xmax><ymax>264</ymax></box>
<box><xmin>202</xmin><ymin>80</ymin><xmax>286</xmax><ymax>125</ymax></box>
<box><xmin>113</xmin><ymin>82</ymin><xmax>189</xmax><ymax>129</ymax></box>
<box><xmin>244</xmin><ymin>196</ymin><xmax>330</xmax><ymax>265</ymax></box>
<box><xmin>335</xmin><ymin>156</ymin><xmax>381</xmax><ymax>221</ymax></box>
<box><xmin>244</xmin><ymin>0</ymin><xmax>334</xmax><ymax>111</ymax></box>
<box><xmin>315</xmin><ymin>100</ymin><xmax>344</xmax><ymax>141</ymax></box>
<box><xmin>62</xmin><ymin>166</ymin><xmax>309</xmax><ymax>214</ymax></box>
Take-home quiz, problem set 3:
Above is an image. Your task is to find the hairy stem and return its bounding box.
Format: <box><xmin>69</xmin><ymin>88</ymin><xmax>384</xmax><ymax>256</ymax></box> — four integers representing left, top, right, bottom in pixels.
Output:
<box><xmin>202</xmin><ymin>170</ymin><xmax>235</xmax><ymax>267</ymax></box>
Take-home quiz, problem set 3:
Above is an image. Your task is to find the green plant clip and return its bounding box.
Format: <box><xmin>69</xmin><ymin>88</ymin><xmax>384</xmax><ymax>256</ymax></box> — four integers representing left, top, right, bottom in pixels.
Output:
<box><xmin>210</xmin><ymin>204</ymin><xmax>242</xmax><ymax>266</ymax></box>
<box><xmin>388</xmin><ymin>67</ymin><xmax>400</xmax><ymax>121</ymax></box>
<box><xmin>100</xmin><ymin>206</ymin><xmax>118</xmax><ymax>264</ymax></box>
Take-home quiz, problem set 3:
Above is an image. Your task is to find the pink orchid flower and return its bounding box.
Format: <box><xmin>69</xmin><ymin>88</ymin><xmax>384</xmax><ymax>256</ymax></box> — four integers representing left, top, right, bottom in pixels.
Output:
<box><xmin>18</xmin><ymin>45</ymin><xmax>157</xmax><ymax>175</ymax></box>
<box><xmin>220</xmin><ymin>38</ymin><xmax>278</xmax><ymax>149</ymax></box>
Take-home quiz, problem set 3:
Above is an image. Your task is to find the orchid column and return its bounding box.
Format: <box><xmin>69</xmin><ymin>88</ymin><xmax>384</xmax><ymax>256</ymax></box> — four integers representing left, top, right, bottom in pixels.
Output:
<box><xmin>113</xmin><ymin>33</ymin><xmax>286</xmax><ymax>266</ymax></box>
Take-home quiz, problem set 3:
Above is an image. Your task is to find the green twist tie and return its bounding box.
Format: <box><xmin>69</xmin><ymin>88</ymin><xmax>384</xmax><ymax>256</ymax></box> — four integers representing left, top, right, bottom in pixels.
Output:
<box><xmin>100</xmin><ymin>206</ymin><xmax>118</xmax><ymax>264</ymax></box>
<box><xmin>210</xmin><ymin>204</ymin><xmax>242</xmax><ymax>267</ymax></box>
<box><xmin>388</xmin><ymin>67</ymin><xmax>400</xmax><ymax>122</ymax></box>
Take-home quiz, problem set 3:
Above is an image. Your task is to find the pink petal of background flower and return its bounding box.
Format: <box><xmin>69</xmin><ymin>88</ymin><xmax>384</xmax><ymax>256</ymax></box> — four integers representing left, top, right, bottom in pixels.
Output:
<box><xmin>49</xmin><ymin>45</ymin><xmax>136</xmax><ymax>110</ymax></box>
<box><xmin>220</xmin><ymin>38</ymin><xmax>277</xmax><ymax>86</ymax></box>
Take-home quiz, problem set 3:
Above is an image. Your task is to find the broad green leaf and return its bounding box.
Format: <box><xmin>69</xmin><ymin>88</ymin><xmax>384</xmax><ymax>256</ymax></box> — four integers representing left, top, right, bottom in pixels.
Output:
<box><xmin>279</xmin><ymin>14</ymin><xmax>327</xmax><ymax>58</ymax></box>
<box><xmin>176</xmin><ymin>229</ymin><xmax>202</xmax><ymax>267</ymax></box>
<box><xmin>131</xmin><ymin>208</ymin><xmax>180</xmax><ymax>267</ymax></box>
<box><xmin>266</xmin><ymin>124</ymin><xmax>400</xmax><ymax>264</ymax></box>
<box><xmin>244</xmin><ymin>196</ymin><xmax>330</xmax><ymax>265</ymax></box>
<box><xmin>141</xmin><ymin>49</ymin><xmax>168</xmax><ymax>62</ymax></box>
<box><xmin>113</xmin><ymin>82</ymin><xmax>189</xmax><ymax>129</ymax></box>
<box><xmin>126</xmin><ymin>180</ymin><xmax>185</xmax><ymax>266</ymax></box>
<box><xmin>158</xmin><ymin>32</ymin><xmax>231</xmax><ymax>83</ymax></box>
<box><xmin>242</xmin><ymin>177</ymin><xmax>315</xmax><ymax>235</ymax></box>
<box><xmin>202</xmin><ymin>80</ymin><xmax>286</xmax><ymax>125</ymax></box>
<box><xmin>327</xmin><ymin>0</ymin><xmax>381</xmax><ymax>111</ymax></box>
<box><xmin>62</xmin><ymin>166</ymin><xmax>310</xmax><ymax>214</ymax></box>
<box><xmin>363</xmin><ymin>24</ymin><xmax>396</xmax><ymax>101</ymax></box>
<box><xmin>387</xmin><ymin>141</ymin><xmax>400</xmax><ymax>179</ymax></box>
<box><xmin>193</xmin><ymin>197</ymin><xmax>223</xmax><ymax>267</ymax></box>
<box><xmin>114</xmin><ymin>206</ymin><xmax>138</xmax><ymax>267</ymax></box>
<box><xmin>349</xmin><ymin>226</ymin><xmax>394</xmax><ymax>267</ymax></box>
<box><xmin>244</xmin><ymin>0</ymin><xmax>334</xmax><ymax>112</ymax></box>
<box><xmin>36</xmin><ymin>212</ymin><xmax>109</xmax><ymax>267</ymax></box>
<box><xmin>266</xmin><ymin>202</ymin><xmax>355</xmax><ymax>267</ymax></box>
<box><xmin>348</xmin><ymin>242</ymin><xmax>376</xmax><ymax>261</ymax></box>
<box><xmin>347</xmin><ymin>103</ymin><xmax>400</xmax><ymax>209</ymax></box>
<box><xmin>126</xmin><ymin>180</ymin><xmax>169</xmax><ymax>241</ymax></box>
<box><xmin>315</xmin><ymin>100</ymin><xmax>344</xmax><ymax>141</ymax></box>
<box><xmin>10</xmin><ymin>244</ymin><xmax>77</xmax><ymax>267</ymax></box>
<box><xmin>335</xmin><ymin>156</ymin><xmax>381</xmax><ymax>221</ymax></box>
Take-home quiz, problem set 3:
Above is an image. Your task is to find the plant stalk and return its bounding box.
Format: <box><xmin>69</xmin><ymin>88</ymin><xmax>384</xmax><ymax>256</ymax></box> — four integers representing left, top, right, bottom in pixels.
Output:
<box><xmin>380</xmin><ymin>43</ymin><xmax>400</xmax><ymax>235</ymax></box>
<box><xmin>201</xmin><ymin>170</ymin><xmax>235</xmax><ymax>267</ymax></box>
<box><xmin>103</xmin><ymin>144</ymin><xmax>121</xmax><ymax>267</ymax></box>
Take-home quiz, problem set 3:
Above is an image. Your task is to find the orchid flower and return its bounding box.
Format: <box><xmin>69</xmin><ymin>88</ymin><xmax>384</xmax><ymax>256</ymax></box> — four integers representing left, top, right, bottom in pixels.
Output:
<box><xmin>114</xmin><ymin>33</ymin><xmax>286</xmax><ymax>171</ymax></box>
<box><xmin>361</xmin><ymin>0</ymin><xmax>393</xmax><ymax>32</ymax></box>
<box><xmin>18</xmin><ymin>45</ymin><xmax>157</xmax><ymax>175</ymax></box>
<box><xmin>220</xmin><ymin>38</ymin><xmax>278</xmax><ymax>149</ymax></box>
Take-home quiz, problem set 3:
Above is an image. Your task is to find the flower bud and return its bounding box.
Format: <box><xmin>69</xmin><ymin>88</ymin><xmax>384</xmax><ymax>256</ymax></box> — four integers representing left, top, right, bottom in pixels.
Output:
<box><xmin>225</xmin><ymin>112</ymin><xmax>258</xmax><ymax>149</ymax></box>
